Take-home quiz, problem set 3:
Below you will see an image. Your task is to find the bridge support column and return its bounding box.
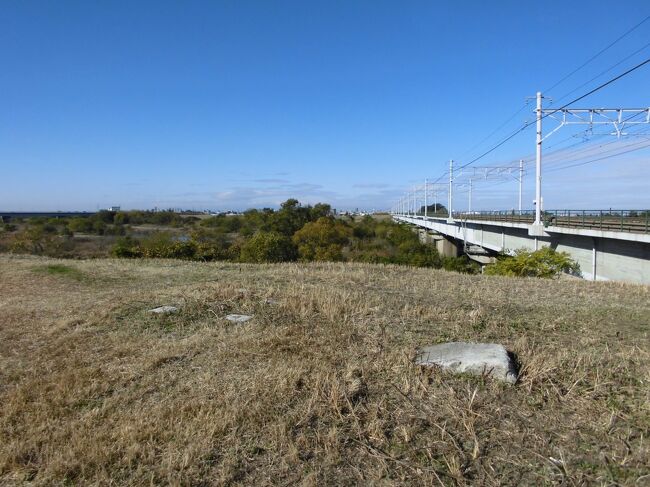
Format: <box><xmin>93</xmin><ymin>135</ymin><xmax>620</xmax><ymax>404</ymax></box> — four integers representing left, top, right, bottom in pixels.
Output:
<box><xmin>434</xmin><ymin>236</ymin><xmax>458</xmax><ymax>258</ymax></box>
<box><xmin>417</xmin><ymin>229</ymin><xmax>431</xmax><ymax>244</ymax></box>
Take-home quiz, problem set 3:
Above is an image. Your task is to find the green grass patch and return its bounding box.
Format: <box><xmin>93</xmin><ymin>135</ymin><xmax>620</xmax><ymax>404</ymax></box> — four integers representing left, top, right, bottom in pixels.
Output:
<box><xmin>34</xmin><ymin>264</ymin><xmax>85</xmax><ymax>281</ymax></box>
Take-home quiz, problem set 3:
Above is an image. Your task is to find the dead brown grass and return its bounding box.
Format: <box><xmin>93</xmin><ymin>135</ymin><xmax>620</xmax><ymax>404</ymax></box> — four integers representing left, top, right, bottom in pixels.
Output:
<box><xmin>0</xmin><ymin>255</ymin><xmax>649</xmax><ymax>486</ymax></box>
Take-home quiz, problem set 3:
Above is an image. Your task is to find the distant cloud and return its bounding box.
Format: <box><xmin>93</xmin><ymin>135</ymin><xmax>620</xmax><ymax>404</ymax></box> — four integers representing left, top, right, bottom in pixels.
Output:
<box><xmin>112</xmin><ymin>177</ymin><xmax>405</xmax><ymax>212</ymax></box>
<box><xmin>352</xmin><ymin>183</ymin><xmax>390</xmax><ymax>189</ymax></box>
<box><xmin>252</xmin><ymin>178</ymin><xmax>291</xmax><ymax>184</ymax></box>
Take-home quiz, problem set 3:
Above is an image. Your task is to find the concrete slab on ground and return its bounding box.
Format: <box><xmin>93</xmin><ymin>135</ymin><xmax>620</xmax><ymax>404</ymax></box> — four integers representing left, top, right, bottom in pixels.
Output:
<box><xmin>415</xmin><ymin>342</ymin><xmax>517</xmax><ymax>383</ymax></box>
<box><xmin>226</xmin><ymin>314</ymin><xmax>253</xmax><ymax>323</ymax></box>
<box><xmin>149</xmin><ymin>306</ymin><xmax>179</xmax><ymax>314</ymax></box>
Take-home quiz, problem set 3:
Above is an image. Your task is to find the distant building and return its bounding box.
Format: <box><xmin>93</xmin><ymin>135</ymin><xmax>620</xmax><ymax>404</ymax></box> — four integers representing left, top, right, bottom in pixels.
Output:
<box><xmin>107</xmin><ymin>206</ymin><xmax>121</xmax><ymax>212</ymax></box>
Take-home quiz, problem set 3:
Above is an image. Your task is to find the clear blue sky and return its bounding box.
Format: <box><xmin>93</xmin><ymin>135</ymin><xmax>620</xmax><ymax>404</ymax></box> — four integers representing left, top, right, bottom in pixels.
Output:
<box><xmin>2</xmin><ymin>1</ymin><xmax>649</xmax><ymax>211</ymax></box>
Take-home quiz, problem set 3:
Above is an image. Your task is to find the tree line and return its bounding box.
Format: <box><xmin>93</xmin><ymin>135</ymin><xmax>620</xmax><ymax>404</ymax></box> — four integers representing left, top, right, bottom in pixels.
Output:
<box><xmin>110</xmin><ymin>199</ymin><xmax>479</xmax><ymax>272</ymax></box>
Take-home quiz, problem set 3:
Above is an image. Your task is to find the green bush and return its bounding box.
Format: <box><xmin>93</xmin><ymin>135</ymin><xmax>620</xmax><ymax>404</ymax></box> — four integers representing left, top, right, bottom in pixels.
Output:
<box><xmin>484</xmin><ymin>247</ymin><xmax>580</xmax><ymax>278</ymax></box>
<box><xmin>111</xmin><ymin>232</ymin><xmax>198</xmax><ymax>259</ymax></box>
<box><xmin>111</xmin><ymin>237</ymin><xmax>143</xmax><ymax>258</ymax></box>
<box><xmin>443</xmin><ymin>255</ymin><xmax>480</xmax><ymax>274</ymax></box>
<box><xmin>113</xmin><ymin>212</ymin><xmax>130</xmax><ymax>225</ymax></box>
<box><xmin>394</xmin><ymin>240</ymin><xmax>442</xmax><ymax>267</ymax></box>
<box><xmin>190</xmin><ymin>228</ymin><xmax>232</xmax><ymax>261</ymax></box>
<box><xmin>240</xmin><ymin>231</ymin><xmax>297</xmax><ymax>263</ymax></box>
<box><xmin>96</xmin><ymin>210</ymin><xmax>117</xmax><ymax>224</ymax></box>
<box><xmin>269</xmin><ymin>199</ymin><xmax>312</xmax><ymax>236</ymax></box>
<box><xmin>67</xmin><ymin>217</ymin><xmax>94</xmax><ymax>234</ymax></box>
<box><xmin>92</xmin><ymin>221</ymin><xmax>107</xmax><ymax>235</ymax></box>
<box><xmin>347</xmin><ymin>239</ymin><xmax>392</xmax><ymax>264</ymax></box>
<box><xmin>139</xmin><ymin>232</ymin><xmax>197</xmax><ymax>259</ymax></box>
<box><xmin>200</xmin><ymin>214</ymin><xmax>243</xmax><ymax>233</ymax></box>
<box><xmin>292</xmin><ymin>217</ymin><xmax>351</xmax><ymax>261</ymax></box>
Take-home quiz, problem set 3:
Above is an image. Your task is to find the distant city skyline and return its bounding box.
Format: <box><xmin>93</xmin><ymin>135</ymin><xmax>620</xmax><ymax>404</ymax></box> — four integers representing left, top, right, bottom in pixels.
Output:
<box><xmin>2</xmin><ymin>1</ymin><xmax>649</xmax><ymax>211</ymax></box>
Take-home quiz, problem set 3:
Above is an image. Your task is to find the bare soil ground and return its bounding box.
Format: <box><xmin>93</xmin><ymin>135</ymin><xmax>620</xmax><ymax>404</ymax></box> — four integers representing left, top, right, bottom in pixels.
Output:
<box><xmin>0</xmin><ymin>255</ymin><xmax>648</xmax><ymax>486</ymax></box>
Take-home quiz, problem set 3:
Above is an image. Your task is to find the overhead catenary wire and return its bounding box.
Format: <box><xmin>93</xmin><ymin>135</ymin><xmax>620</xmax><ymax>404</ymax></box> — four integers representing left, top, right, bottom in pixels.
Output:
<box><xmin>452</xmin><ymin>56</ymin><xmax>650</xmax><ymax>175</ymax></box>
<box><xmin>397</xmin><ymin>52</ymin><xmax>650</xmax><ymax>210</ymax></box>
<box><xmin>546</xmin><ymin>137</ymin><xmax>650</xmax><ymax>173</ymax></box>
<box><xmin>406</xmin><ymin>122</ymin><xmax>650</xmax><ymax>212</ymax></box>
<box><xmin>437</xmin><ymin>137</ymin><xmax>650</xmax><ymax>210</ymax></box>
<box><xmin>551</xmin><ymin>41</ymin><xmax>650</xmax><ymax>106</ymax></box>
<box><xmin>544</xmin><ymin>15</ymin><xmax>650</xmax><ymax>94</ymax></box>
<box><xmin>457</xmin><ymin>102</ymin><xmax>531</xmax><ymax>160</ymax></box>
<box><xmin>451</xmin><ymin>16</ymin><xmax>650</xmax><ymax>169</ymax></box>
<box><xmin>543</xmin><ymin>56</ymin><xmax>650</xmax><ymax>117</ymax></box>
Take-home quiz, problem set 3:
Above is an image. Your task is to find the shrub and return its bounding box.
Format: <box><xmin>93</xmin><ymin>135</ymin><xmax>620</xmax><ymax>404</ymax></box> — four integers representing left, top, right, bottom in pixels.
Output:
<box><xmin>394</xmin><ymin>240</ymin><xmax>442</xmax><ymax>267</ymax></box>
<box><xmin>347</xmin><ymin>239</ymin><xmax>392</xmax><ymax>264</ymax></box>
<box><xmin>191</xmin><ymin>228</ymin><xmax>232</xmax><ymax>261</ymax></box>
<box><xmin>96</xmin><ymin>210</ymin><xmax>117</xmax><ymax>224</ymax></box>
<box><xmin>111</xmin><ymin>237</ymin><xmax>143</xmax><ymax>258</ymax></box>
<box><xmin>10</xmin><ymin>227</ymin><xmax>54</xmax><ymax>255</ymax></box>
<box><xmin>292</xmin><ymin>217</ymin><xmax>351</xmax><ymax>261</ymax></box>
<box><xmin>92</xmin><ymin>221</ymin><xmax>107</xmax><ymax>235</ymax></box>
<box><xmin>200</xmin><ymin>214</ymin><xmax>243</xmax><ymax>233</ymax></box>
<box><xmin>139</xmin><ymin>232</ymin><xmax>197</xmax><ymax>259</ymax></box>
<box><xmin>240</xmin><ymin>232</ymin><xmax>297</xmax><ymax>263</ymax></box>
<box><xmin>443</xmin><ymin>256</ymin><xmax>480</xmax><ymax>274</ymax></box>
<box><xmin>484</xmin><ymin>247</ymin><xmax>580</xmax><ymax>278</ymax></box>
<box><xmin>42</xmin><ymin>223</ymin><xmax>58</xmax><ymax>234</ymax></box>
<box><xmin>67</xmin><ymin>217</ymin><xmax>94</xmax><ymax>234</ymax></box>
<box><xmin>150</xmin><ymin>211</ymin><xmax>182</xmax><ymax>226</ymax></box>
<box><xmin>104</xmin><ymin>224</ymin><xmax>126</xmax><ymax>236</ymax></box>
<box><xmin>113</xmin><ymin>212</ymin><xmax>130</xmax><ymax>225</ymax></box>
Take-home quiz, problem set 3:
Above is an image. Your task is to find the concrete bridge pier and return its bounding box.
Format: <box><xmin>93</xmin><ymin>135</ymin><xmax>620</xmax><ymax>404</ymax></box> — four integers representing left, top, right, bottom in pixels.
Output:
<box><xmin>435</xmin><ymin>235</ymin><xmax>459</xmax><ymax>258</ymax></box>
<box><xmin>417</xmin><ymin>228</ymin><xmax>460</xmax><ymax>257</ymax></box>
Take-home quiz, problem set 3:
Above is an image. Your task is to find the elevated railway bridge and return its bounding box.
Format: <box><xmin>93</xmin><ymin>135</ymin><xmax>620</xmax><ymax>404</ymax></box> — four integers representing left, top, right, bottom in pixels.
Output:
<box><xmin>393</xmin><ymin>209</ymin><xmax>650</xmax><ymax>284</ymax></box>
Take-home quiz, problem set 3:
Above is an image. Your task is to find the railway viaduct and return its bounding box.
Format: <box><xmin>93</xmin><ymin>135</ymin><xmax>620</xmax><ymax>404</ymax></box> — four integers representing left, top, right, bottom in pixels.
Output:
<box><xmin>394</xmin><ymin>212</ymin><xmax>650</xmax><ymax>284</ymax></box>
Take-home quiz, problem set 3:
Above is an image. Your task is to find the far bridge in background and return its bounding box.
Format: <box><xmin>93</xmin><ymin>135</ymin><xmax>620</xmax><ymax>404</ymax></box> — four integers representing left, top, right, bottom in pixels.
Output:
<box><xmin>0</xmin><ymin>212</ymin><xmax>97</xmax><ymax>222</ymax></box>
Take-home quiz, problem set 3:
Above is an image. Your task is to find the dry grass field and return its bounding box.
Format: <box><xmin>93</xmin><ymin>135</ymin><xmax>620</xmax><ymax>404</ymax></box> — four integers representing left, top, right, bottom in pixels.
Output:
<box><xmin>0</xmin><ymin>255</ymin><xmax>649</xmax><ymax>486</ymax></box>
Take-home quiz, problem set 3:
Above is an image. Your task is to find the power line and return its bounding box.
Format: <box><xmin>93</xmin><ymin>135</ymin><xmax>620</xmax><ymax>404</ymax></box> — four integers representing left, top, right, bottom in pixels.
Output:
<box><xmin>552</xmin><ymin>41</ymin><xmax>650</xmax><ymax>106</ymax></box>
<box><xmin>545</xmin><ymin>56</ymin><xmax>650</xmax><ymax>116</ymax></box>
<box><xmin>543</xmin><ymin>120</ymin><xmax>649</xmax><ymax>166</ymax></box>
<box><xmin>404</xmin><ymin>57</ymin><xmax>650</xmax><ymax>208</ymax></box>
<box><xmin>456</xmin><ymin>122</ymin><xmax>534</xmax><ymax>171</ymax></box>
<box><xmin>544</xmin><ymin>15</ymin><xmax>650</xmax><ymax>94</ymax></box>
<box><xmin>453</xmin><ymin>56</ymin><xmax>650</xmax><ymax>173</ymax></box>
<box><xmin>457</xmin><ymin>103</ymin><xmax>530</xmax><ymax>160</ymax></box>
<box><xmin>455</xmin><ymin>16</ymin><xmax>650</xmax><ymax>168</ymax></box>
<box><xmin>546</xmin><ymin>139</ymin><xmax>650</xmax><ymax>173</ymax></box>
<box><xmin>436</xmin><ymin>124</ymin><xmax>639</xmax><ymax>186</ymax></box>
